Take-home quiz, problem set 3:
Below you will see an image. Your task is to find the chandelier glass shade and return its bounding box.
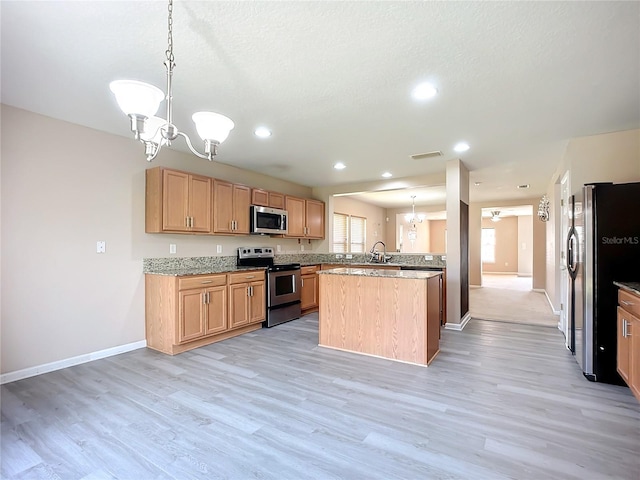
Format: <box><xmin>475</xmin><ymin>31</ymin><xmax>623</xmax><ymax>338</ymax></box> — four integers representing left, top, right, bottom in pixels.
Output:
<box><xmin>405</xmin><ymin>196</ymin><xmax>426</xmax><ymax>224</ymax></box>
<box><xmin>109</xmin><ymin>0</ymin><xmax>234</xmax><ymax>162</ymax></box>
<box><xmin>490</xmin><ymin>210</ymin><xmax>501</xmax><ymax>222</ymax></box>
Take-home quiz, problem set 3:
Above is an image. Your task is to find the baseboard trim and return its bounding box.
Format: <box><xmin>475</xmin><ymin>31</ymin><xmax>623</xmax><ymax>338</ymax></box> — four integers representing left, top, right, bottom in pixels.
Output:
<box><xmin>540</xmin><ymin>289</ymin><xmax>561</xmax><ymax>315</ymax></box>
<box><xmin>0</xmin><ymin>340</ymin><xmax>147</xmax><ymax>385</ymax></box>
<box><xmin>444</xmin><ymin>312</ymin><xmax>472</xmax><ymax>331</ymax></box>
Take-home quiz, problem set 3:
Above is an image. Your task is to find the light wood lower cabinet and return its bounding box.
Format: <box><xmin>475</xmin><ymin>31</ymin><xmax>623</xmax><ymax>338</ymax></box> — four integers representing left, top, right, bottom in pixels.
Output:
<box><xmin>228</xmin><ymin>272</ymin><xmax>266</xmax><ymax>328</ymax></box>
<box><xmin>145</xmin><ymin>270</ymin><xmax>264</xmax><ymax>355</ymax></box>
<box><xmin>617</xmin><ymin>288</ymin><xmax>640</xmax><ymax>402</ymax></box>
<box><xmin>301</xmin><ymin>265</ymin><xmax>319</xmax><ymax>313</ymax></box>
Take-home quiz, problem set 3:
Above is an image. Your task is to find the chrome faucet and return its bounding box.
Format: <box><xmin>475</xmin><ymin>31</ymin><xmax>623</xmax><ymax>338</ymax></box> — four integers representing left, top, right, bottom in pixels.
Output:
<box><xmin>369</xmin><ymin>241</ymin><xmax>388</xmax><ymax>263</ymax></box>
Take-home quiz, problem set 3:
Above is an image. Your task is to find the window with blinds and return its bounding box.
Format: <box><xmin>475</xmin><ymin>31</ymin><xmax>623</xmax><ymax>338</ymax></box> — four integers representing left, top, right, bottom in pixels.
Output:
<box><xmin>349</xmin><ymin>215</ymin><xmax>366</xmax><ymax>253</ymax></box>
<box><xmin>333</xmin><ymin>213</ymin><xmax>366</xmax><ymax>253</ymax></box>
<box><xmin>333</xmin><ymin>213</ymin><xmax>348</xmax><ymax>252</ymax></box>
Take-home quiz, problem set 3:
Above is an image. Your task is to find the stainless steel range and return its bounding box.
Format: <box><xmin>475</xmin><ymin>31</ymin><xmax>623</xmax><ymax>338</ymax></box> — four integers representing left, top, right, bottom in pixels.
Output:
<box><xmin>236</xmin><ymin>247</ymin><xmax>301</xmax><ymax>327</ymax></box>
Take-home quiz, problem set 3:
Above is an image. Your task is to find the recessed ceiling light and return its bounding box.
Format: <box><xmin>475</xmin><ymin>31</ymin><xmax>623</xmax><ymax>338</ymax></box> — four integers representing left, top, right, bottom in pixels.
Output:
<box><xmin>517</xmin><ymin>184</ymin><xmax>530</xmax><ymax>189</ymax></box>
<box><xmin>454</xmin><ymin>142</ymin><xmax>470</xmax><ymax>153</ymax></box>
<box><xmin>254</xmin><ymin>127</ymin><xmax>272</xmax><ymax>138</ymax></box>
<box><xmin>381</xmin><ymin>172</ymin><xmax>393</xmax><ymax>178</ymax></box>
<box><xmin>334</xmin><ymin>162</ymin><xmax>346</xmax><ymax>170</ymax></box>
<box><xmin>411</xmin><ymin>82</ymin><xmax>438</xmax><ymax>101</ymax></box>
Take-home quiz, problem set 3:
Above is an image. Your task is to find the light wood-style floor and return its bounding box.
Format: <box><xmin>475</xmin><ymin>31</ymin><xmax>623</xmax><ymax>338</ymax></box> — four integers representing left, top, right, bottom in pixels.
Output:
<box><xmin>2</xmin><ymin>314</ymin><xmax>638</xmax><ymax>479</ymax></box>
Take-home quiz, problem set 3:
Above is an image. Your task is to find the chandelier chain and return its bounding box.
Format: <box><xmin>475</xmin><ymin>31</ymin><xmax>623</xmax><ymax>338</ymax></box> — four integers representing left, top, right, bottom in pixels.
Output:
<box><xmin>165</xmin><ymin>0</ymin><xmax>175</xmax><ymax>65</ymax></box>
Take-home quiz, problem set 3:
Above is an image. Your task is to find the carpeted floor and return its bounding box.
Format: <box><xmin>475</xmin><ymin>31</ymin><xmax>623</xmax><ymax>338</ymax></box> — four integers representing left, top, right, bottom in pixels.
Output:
<box><xmin>470</xmin><ymin>274</ymin><xmax>559</xmax><ymax>327</ymax></box>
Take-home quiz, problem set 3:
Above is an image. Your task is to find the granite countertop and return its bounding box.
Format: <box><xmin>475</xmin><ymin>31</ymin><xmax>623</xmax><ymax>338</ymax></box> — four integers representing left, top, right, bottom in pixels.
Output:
<box><xmin>318</xmin><ymin>267</ymin><xmax>442</xmax><ymax>279</ymax></box>
<box><xmin>614</xmin><ymin>281</ymin><xmax>640</xmax><ymax>296</ymax></box>
<box><xmin>146</xmin><ymin>266</ymin><xmax>267</xmax><ymax>277</ymax></box>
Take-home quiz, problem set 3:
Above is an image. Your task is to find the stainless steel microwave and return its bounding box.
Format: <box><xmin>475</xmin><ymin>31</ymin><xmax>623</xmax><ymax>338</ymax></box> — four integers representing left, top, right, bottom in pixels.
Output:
<box><xmin>250</xmin><ymin>205</ymin><xmax>288</xmax><ymax>235</ymax></box>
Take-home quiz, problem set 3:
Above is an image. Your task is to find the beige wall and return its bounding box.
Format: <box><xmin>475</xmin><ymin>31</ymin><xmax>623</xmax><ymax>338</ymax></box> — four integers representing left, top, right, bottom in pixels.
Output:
<box><xmin>0</xmin><ymin>105</ymin><xmax>318</xmax><ymax>375</ymax></box>
<box><xmin>517</xmin><ymin>215</ymin><xmax>533</xmax><ymax>275</ymax></box>
<box><xmin>429</xmin><ymin>219</ymin><xmax>446</xmax><ymax>253</ymax></box>
<box><xmin>545</xmin><ymin>129</ymin><xmax>640</xmax><ymax>311</ymax></box>
<box><xmin>481</xmin><ymin>217</ymin><xmax>518</xmax><ymax>273</ymax></box>
<box><xmin>332</xmin><ymin>196</ymin><xmax>387</xmax><ymax>251</ymax></box>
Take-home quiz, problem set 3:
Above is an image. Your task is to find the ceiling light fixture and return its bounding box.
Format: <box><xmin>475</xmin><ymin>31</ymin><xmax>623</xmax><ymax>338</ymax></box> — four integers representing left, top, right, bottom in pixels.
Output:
<box><xmin>334</xmin><ymin>162</ymin><xmax>346</xmax><ymax>170</ymax></box>
<box><xmin>381</xmin><ymin>172</ymin><xmax>393</xmax><ymax>178</ymax></box>
<box><xmin>254</xmin><ymin>127</ymin><xmax>272</xmax><ymax>138</ymax></box>
<box><xmin>490</xmin><ymin>210</ymin><xmax>501</xmax><ymax>222</ymax></box>
<box><xmin>454</xmin><ymin>142</ymin><xmax>470</xmax><ymax>153</ymax></box>
<box><xmin>405</xmin><ymin>195</ymin><xmax>426</xmax><ymax>224</ymax></box>
<box><xmin>517</xmin><ymin>184</ymin><xmax>530</xmax><ymax>189</ymax></box>
<box><xmin>412</xmin><ymin>82</ymin><xmax>438</xmax><ymax>100</ymax></box>
<box><xmin>109</xmin><ymin>0</ymin><xmax>234</xmax><ymax>162</ymax></box>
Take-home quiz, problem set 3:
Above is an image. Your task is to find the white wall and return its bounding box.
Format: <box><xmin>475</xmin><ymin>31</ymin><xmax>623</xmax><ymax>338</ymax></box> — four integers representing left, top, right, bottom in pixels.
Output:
<box><xmin>0</xmin><ymin>105</ymin><xmax>317</xmax><ymax>375</ymax></box>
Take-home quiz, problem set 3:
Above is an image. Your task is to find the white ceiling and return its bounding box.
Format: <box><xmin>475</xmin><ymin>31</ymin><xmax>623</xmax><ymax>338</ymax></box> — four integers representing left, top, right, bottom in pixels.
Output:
<box><xmin>2</xmin><ymin>1</ymin><xmax>638</xmax><ymax>205</ymax></box>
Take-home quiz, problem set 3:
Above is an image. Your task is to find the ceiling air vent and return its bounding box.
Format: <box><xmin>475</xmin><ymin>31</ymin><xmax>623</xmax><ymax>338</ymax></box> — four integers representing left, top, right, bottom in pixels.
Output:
<box><xmin>410</xmin><ymin>151</ymin><xmax>443</xmax><ymax>160</ymax></box>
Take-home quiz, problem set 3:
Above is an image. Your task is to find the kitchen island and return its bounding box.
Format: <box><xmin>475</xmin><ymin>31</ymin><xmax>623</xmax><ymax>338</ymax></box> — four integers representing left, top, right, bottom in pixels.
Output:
<box><xmin>318</xmin><ymin>268</ymin><xmax>442</xmax><ymax>366</ymax></box>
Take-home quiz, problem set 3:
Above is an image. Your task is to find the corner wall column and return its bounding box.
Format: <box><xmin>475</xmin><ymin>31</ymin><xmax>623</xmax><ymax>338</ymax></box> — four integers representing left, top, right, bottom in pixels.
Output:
<box><xmin>445</xmin><ymin>159</ymin><xmax>470</xmax><ymax>330</ymax></box>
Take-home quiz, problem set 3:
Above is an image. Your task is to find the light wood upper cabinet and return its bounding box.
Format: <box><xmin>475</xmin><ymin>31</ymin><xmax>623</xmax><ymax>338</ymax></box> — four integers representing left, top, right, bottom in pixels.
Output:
<box><xmin>213</xmin><ymin>180</ymin><xmax>251</xmax><ymax>234</ymax></box>
<box><xmin>146</xmin><ymin>167</ymin><xmax>212</xmax><ymax>233</ymax></box>
<box><xmin>285</xmin><ymin>196</ymin><xmax>325</xmax><ymax>239</ymax></box>
<box><xmin>251</xmin><ymin>189</ymin><xmax>285</xmax><ymax>209</ymax></box>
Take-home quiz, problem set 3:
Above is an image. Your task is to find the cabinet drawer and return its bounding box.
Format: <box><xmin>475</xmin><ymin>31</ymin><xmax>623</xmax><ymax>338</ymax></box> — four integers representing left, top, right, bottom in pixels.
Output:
<box><xmin>178</xmin><ymin>274</ymin><xmax>226</xmax><ymax>290</ymax></box>
<box><xmin>619</xmin><ymin>289</ymin><xmax>640</xmax><ymax>318</ymax></box>
<box><xmin>228</xmin><ymin>270</ymin><xmax>265</xmax><ymax>285</ymax></box>
<box><xmin>301</xmin><ymin>265</ymin><xmax>319</xmax><ymax>275</ymax></box>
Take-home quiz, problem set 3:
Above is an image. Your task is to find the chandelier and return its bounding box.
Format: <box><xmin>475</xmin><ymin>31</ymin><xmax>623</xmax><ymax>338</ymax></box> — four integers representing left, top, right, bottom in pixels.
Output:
<box><xmin>538</xmin><ymin>195</ymin><xmax>550</xmax><ymax>222</ymax></box>
<box><xmin>405</xmin><ymin>196</ymin><xmax>426</xmax><ymax>224</ymax></box>
<box><xmin>109</xmin><ymin>0</ymin><xmax>234</xmax><ymax>162</ymax></box>
<box><xmin>490</xmin><ymin>210</ymin><xmax>501</xmax><ymax>222</ymax></box>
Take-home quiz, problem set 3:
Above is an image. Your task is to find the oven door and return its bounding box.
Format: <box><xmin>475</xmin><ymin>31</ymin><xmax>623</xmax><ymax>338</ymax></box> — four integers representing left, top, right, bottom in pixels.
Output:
<box><xmin>268</xmin><ymin>269</ymin><xmax>301</xmax><ymax>307</ymax></box>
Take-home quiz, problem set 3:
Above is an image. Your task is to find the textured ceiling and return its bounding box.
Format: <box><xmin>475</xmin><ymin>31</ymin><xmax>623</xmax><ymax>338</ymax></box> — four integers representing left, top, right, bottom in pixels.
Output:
<box><xmin>2</xmin><ymin>1</ymin><xmax>639</xmax><ymax>206</ymax></box>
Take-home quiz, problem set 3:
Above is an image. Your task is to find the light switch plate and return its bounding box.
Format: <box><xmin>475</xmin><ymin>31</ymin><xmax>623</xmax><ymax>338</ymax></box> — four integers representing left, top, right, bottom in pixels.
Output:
<box><xmin>169</xmin><ymin>244</ymin><xmax>177</xmax><ymax>254</ymax></box>
<box><xmin>216</xmin><ymin>245</ymin><xmax>222</xmax><ymax>254</ymax></box>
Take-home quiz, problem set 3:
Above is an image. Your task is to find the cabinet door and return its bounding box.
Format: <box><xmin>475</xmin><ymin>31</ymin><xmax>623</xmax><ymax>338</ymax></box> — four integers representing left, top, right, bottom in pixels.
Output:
<box><xmin>305</xmin><ymin>199</ymin><xmax>325</xmax><ymax>239</ymax></box>
<box><xmin>163</xmin><ymin>170</ymin><xmax>190</xmax><ymax>231</ymax></box>
<box><xmin>251</xmin><ymin>189</ymin><xmax>269</xmax><ymax>207</ymax></box>
<box><xmin>269</xmin><ymin>192</ymin><xmax>285</xmax><ymax>209</ymax></box>
<box><xmin>233</xmin><ymin>184</ymin><xmax>251</xmax><ymax>234</ymax></box>
<box><xmin>617</xmin><ymin>307</ymin><xmax>631</xmax><ymax>384</ymax></box>
<box><xmin>229</xmin><ymin>283</ymin><xmax>250</xmax><ymax>328</ymax></box>
<box><xmin>205</xmin><ymin>285</ymin><xmax>227</xmax><ymax>335</ymax></box>
<box><xmin>285</xmin><ymin>196</ymin><xmax>306</xmax><ymax>237</ymax></box>
<box><xmin>301</xmin><ymin>274</ymin><xmax>318</xmax><ymax>310</ymax></box>
<box><xmin>179</xmin><ymin>289</ymin><xmax>205</xmax><ymax>343</ymax></box>
<box><xmin>248</xmin><ymin>280</ymin><xmax>266</xmax><ymax>324</ymax></box>
<box><xmin>629</xmin><ymin>314</ymin><xmax>640</xmax><ymax>401</ymax></box>
<box><xmin>189</xmin><ymin>175</ymin><xmax>212</xmax><ymax>233</ymax></box>
<box><xmin>213</xmin><ymin>180</ymin><xmax>234</xmax><ymax>233</ymax></box>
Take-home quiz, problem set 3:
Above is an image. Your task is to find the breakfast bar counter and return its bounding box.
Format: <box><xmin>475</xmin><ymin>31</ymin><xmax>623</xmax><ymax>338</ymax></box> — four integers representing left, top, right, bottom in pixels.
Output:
<box><xmin>318</xmin><ymin>268</ymin><xmax>442</xmax><ymax>366</ymax></box>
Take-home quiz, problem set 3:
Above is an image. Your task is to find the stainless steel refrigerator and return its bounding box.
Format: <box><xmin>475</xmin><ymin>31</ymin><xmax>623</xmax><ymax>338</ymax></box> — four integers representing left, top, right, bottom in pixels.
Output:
<box><xmin>566</xmin><ymin>182</ymin><xmax>640</xmax><ymax>385</ymax></box>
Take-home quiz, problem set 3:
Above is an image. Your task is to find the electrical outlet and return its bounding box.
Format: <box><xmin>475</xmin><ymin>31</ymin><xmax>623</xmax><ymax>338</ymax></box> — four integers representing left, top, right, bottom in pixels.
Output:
<box><xmin>346</xmin><ymin>254</ymin><xmax>353</xmax><ymax>259</ymax></box>
<box><xmin>216</xmin><ymin>245</ymin><xmax>222</xmax><ymax>254</ymax></box>
<box><xmin>441</xmin><ymin>255</ymin><xmax>446</xmax><ymax>261</ymax></box>
<box><xmin>169</xmin><ymin>244</ymin><xmax>177</xmax><ymax>254</ymax></box>
<box><xmin>96</xmin><ymin>241</ymin><xmax>106</xmax><ymax>254</ymax></box>
<box><xmin>276</xmin><ymin>245</ymin><xmax>281</xmax><ymax>252</ymax></box>
<box><xmin>300</xmin><ymin>244</ymin><xmax>305</xmax><ymax>251</ymax></box>
<box><xmin>336</xmin><ymin>254</ymin><xmax>344</xmax><ymax>259</ymax></box>
<box><xmin>424</xmin><ymin>255</ymin><xmax>433</xmax><ymax>261</ymax></box>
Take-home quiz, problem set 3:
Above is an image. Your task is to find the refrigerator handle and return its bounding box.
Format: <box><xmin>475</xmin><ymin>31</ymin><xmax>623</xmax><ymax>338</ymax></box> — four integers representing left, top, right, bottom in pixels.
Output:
<box><xmin>566</xmin><ymin>227</ymin><xmax>578</xmax><ymax>279</ymax></box>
